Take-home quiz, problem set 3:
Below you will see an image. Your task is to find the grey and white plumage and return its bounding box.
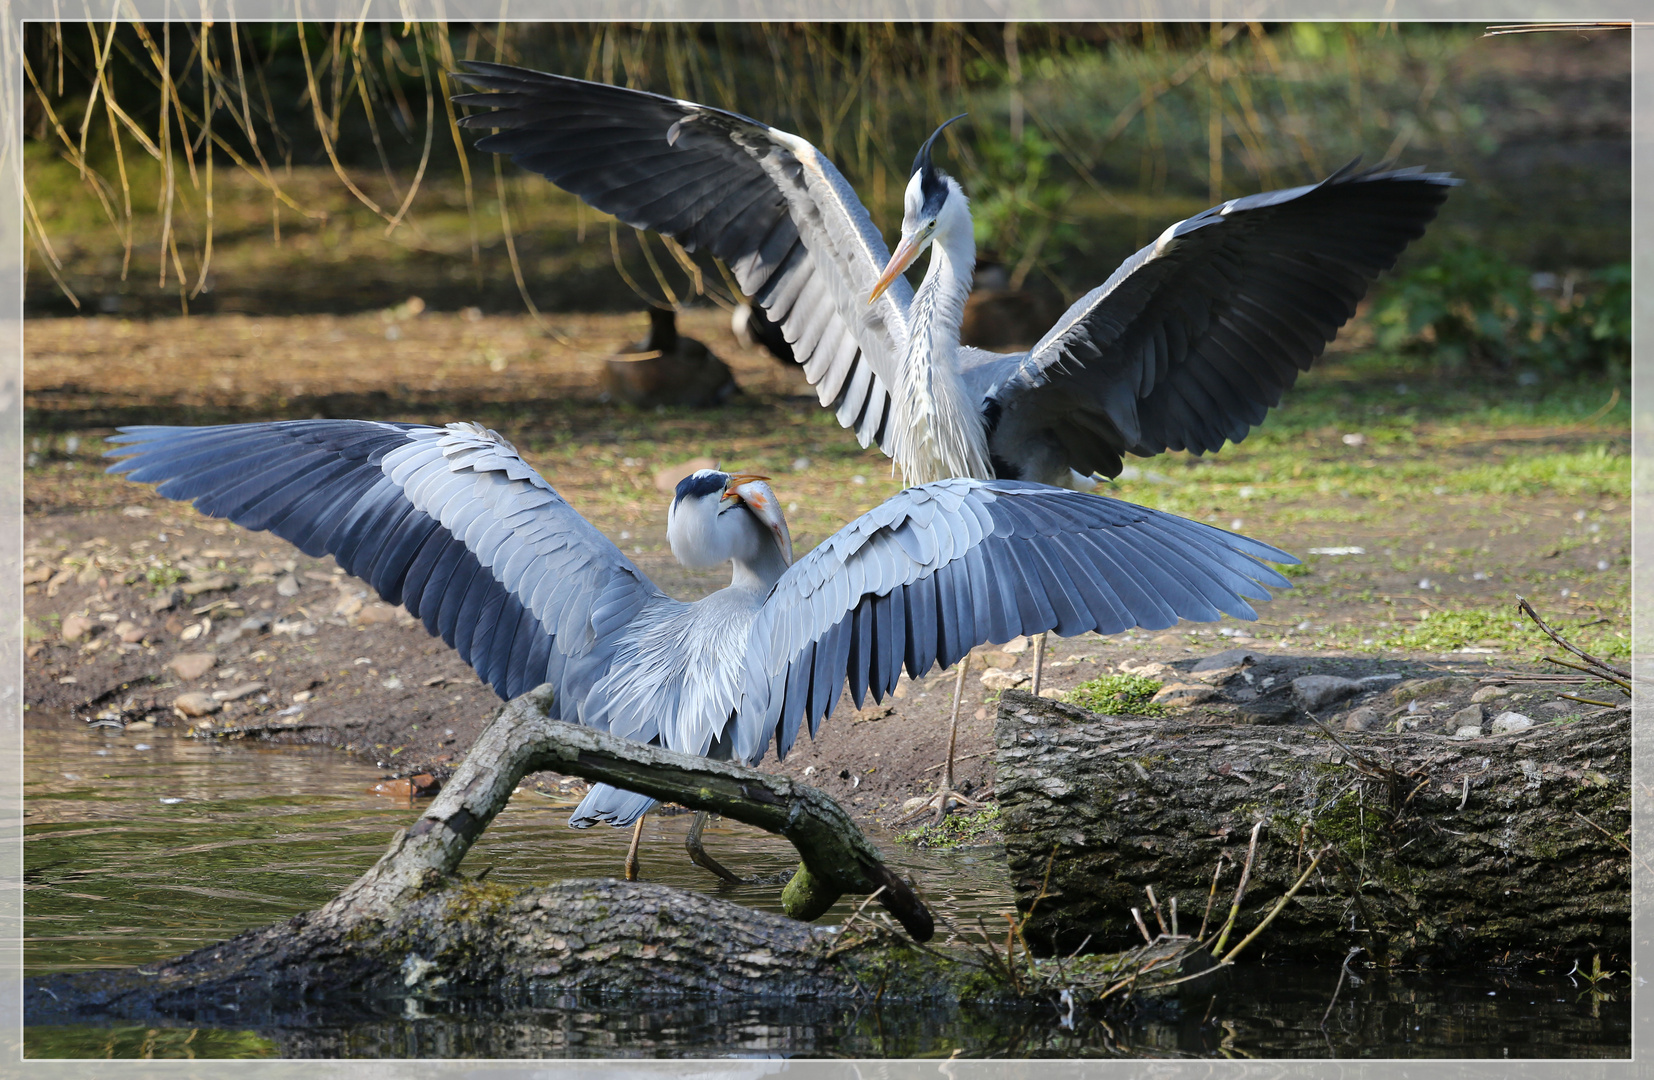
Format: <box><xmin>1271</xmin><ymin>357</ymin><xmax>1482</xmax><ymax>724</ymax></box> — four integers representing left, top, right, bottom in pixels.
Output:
<box><xmin>107</xmin><ymin>419</ymin><xmax>1293</xmax><ymax>826</ymax></box>
<box><xmin>452</xmin><ymin>62</ymin><xmax>1455</xmax><ymax>488</ymax></box>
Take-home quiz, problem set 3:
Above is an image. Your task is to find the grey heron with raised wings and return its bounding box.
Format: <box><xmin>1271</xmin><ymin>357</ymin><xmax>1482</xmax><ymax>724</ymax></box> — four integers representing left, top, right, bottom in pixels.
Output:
<box><xmin>452</xmin><ymin>62</ymin><xmax>1455</xmax><ymax>489</ymax></box>
<box><xmin>108</xmin><ymin>419</ymin><xmax>1292</xmax><ymax>877</ymax></box>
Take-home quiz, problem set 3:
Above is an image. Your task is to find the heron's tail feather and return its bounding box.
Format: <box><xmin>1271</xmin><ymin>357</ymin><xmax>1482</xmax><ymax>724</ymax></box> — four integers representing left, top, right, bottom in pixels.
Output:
<box><xmin>568</xmin><ymin>783</ymin><xmax>657</xmax><ymax>828</ymax></box>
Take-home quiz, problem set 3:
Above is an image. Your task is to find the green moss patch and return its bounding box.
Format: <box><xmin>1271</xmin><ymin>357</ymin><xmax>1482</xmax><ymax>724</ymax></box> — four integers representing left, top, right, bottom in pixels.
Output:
<box><xmin>1064</xmin><ymin>674</ymin><xmax>1167</xmax><ymax>717</ymax></box>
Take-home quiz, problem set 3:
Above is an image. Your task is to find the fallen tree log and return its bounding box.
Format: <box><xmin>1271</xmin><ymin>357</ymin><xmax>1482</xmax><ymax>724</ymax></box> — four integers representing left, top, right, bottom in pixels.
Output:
<box><xmin>325</xmin><ymin>685</ymin><xmax>931</xmax><ymax>941</ymax></box>
<box><xmin>27</xmin><ymin>686</ymin><xmax>1216</xmax><ymax>1026</ymax></box>
<box><xmin>994</xmin><ymin>691</ymin><xmax>1629</xmax><ymax>965</ymax></box>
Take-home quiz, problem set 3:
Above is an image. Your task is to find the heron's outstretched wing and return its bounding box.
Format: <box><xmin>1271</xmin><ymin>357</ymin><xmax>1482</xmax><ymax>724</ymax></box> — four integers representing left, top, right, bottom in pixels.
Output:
<box><xmin>970</xmin><ymin>164</ymin><xmax>1456</xmax><ymax>481</ymax></box>
<box><xmin>452</xmin><ymin>61</ymin><xmax>906</xmax><ymax>453</ymax></box>
<box><xmin>734</xmin><ymin>479</ymin><xmax>1294</xmax><ymax>764</ymax></box>
<box><xmin>106</xmin><ymin>420</ymin><xmax>668</xmax><ymax>711</ymax></box>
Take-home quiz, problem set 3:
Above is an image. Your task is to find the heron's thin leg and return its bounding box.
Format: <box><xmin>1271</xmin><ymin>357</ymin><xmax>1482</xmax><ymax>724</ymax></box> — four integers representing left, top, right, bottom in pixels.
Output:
<box><xmin>944</xmin><ymin>651</ymin><xmax>969</xmax><ymax>794</ymax></box>
<box><xmin>685</xmin><ymin>810</ymin><xmax>744</xmax><ymax>885</ymax></box>
<box><xmin>624</xmin><ymin>812</ymin><xmax>646</xmax><ymax>881</ymax></box>
<box><xmin>1031</xmin><ymin>632</ymin><xmax>1048</xmax><ymax>697</ymax></box>
<box><xmin>893</xmin><ymin>653</ymin><xmax>984</xmax><ymax>828</ymax></box>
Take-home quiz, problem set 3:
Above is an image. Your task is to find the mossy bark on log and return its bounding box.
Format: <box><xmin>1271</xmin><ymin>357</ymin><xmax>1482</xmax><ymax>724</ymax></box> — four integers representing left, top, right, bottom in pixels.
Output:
<box><xmin>994</xmin><ymin>690</ymin><xmax>1629</xmax><ymax>965</ymax></box>
<box><xmin>27</xmin><ymin>872</ymin><xmax>1213</xmax><ymax>1023</ymax></box>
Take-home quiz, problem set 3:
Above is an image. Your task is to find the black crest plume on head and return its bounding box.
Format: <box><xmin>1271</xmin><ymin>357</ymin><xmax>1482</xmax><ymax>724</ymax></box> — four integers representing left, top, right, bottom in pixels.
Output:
<box><xmin>912</xmin><ymin>114</ymin><xmax>968</xmax><ymax>209</ymax></box>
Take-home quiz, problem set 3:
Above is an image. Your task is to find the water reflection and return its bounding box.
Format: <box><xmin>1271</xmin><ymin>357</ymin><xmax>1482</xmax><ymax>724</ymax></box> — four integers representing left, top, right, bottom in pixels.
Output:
<box><xmin>24</xmin><ymin>722</ymin><xmax>1016</xmax><ymax>976</ymax></box>
<box><xmin>23</xmin><ymin>721</ymin><xmax>1631</xmax><ymax>1058</ymax></box>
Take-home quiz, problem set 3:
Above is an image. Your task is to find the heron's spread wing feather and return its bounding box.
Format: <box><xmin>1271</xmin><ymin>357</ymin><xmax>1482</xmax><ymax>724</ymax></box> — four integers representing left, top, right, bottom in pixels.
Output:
<box><xmin>106</xmin><ymin>420</ymin><xmax>668</xmax><ymax>713</ymax></box>
<box><xmin>970</xmin><ymin>165</ymin><xmax>1456</xmax><ymax>480</ymax></box>
<box><xmin>736</xmin><ymin>480</ymin><xmax>1295</xmax><ymax>764</ymax></box>
<box><xmin>453</xmin><ymin>61</ymin><xmax>905</xmax><ymax>454</ymax></box>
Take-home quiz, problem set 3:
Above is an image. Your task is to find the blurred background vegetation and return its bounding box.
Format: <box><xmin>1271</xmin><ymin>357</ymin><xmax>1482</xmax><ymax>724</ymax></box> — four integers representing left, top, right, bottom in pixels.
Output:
<box><xmin>22</xmin><ymin>21</ymin><xmax>1629</xmax><ymax>376</ymax></box>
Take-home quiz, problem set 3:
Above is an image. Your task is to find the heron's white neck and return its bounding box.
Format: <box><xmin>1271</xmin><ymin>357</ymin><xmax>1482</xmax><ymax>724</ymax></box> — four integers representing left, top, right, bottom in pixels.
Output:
<box><xmin>891</xmin><ymin>183</ymin><xmax>993</xmax><ymax>484</ymax></box>
<box><xmin>670</xmin><ymin>497</ymin><xmax>790</xmax><ymax>593</ymax></box>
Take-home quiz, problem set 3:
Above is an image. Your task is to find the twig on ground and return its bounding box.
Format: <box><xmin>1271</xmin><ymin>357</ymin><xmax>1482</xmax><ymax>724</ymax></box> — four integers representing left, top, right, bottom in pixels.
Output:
<box><xmin>1220</xmin><ymin>844</ymin><xmax>1332</xmax><ymax>965</ymax></box>
<box><xmin>1211</xmin><ymin>821</ymin><xmax>1263</xmax><ymax>955</ymax></box>
<box><xmin>1517</xmin><ymin>596</ymin><xmax>1630</xmax><ymax>688</ymax></box>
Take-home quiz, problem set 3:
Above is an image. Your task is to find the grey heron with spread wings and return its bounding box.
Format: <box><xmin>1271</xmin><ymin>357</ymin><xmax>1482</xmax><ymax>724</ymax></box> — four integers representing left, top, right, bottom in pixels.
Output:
<box><xmin>108</xmin><ymin>419</ymin><xmax>1291</xmax><ymax>878</ymax></box>
<box><xmin>452</xmin><ymin>62</ymin><xmax>1455</xmax><ymax>489</ymax></box>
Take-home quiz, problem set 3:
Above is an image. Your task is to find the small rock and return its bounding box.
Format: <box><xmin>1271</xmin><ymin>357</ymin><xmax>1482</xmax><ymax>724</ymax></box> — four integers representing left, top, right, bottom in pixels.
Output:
<box><xmin>355</xmin><ymin>602</ymin><xmax>400</xmax><ymax>626</ymax></box>
<box><xmin>410</xmin><ymin>774</ymin><xmax>441</xmax><ymax>798</ymax></box>
<box><xmin>1149</xmin><ymin>633</ymin><xmax>1186</xmax><ymax>649</ymax></box>
<box><xmin>148</xmin><ymin>589</ymin><xmax>183</xmax><ymax>614</ymax></box>
<box><xmin>1151</xmin><ymin>682</ymin><xmax>1217</xmax><ymax>707</ymax></box>
<box><xmin>61</xmin><ymin>615</ymin><xmax>97</xmax><ymax>643</ymax></box>
<box><xmin>1490</xmin><ymin>711</ymin><xmax>1534</xmax><ymax>734</ymax></box>
<box><xmin>381</xmin><ymin>675</ymin><xmax>404</xmax><ymax>690</ymax></box>
<box><xmin>1357</xmin><ymin>673</ymin><xmax>1402</xmax><ymax>688</ymax></box>
<box><xmin>980</xmin><ymin>668</ymin><xmax>1030</xmax><ymax>692</ymax></box>
<box><xmin>115</xmin><ymin>621</ymin><xmax>147</xmax><ymax>644</ymax></box>
<box><xmin>179</xmin><ymin>620</ymin><xmax>208</xmax><ymax>642</ymax></box>
<box><xmin>653</xmin><ymin>457</ymin><xmax>719</xmax><ymax>495</ymax></box>
<box><xmin>371</xmin><ymin>778</ymin><xmax>415</xmax><ymax>800</ymax></box>
<box><xmin>1037</xmin><ymin>688</ymin><xmax>1064</xmax><ymax>700</ymax></box>
<box><xmin>1471</xmin><ymin>685</ymin><xmax>1510</xmax><ymax>704</ymax></box>
<box><xmin>166</xmin><ymin>652</ymin><xmax>217</xmax><ymax>681</ymax></box>
<box><xmin>899</xmin><ymin>796</ymin><xmax>930</xmax><ymax>815</ymax></box>
<box><xmin>272</xmin><ymin>618</ymin><xmax>316</xmax><ymax>637</ymax></box>
<box><xmin>1341</xmin><ymin>705</ymin><xmax>1384</xmax><ymax>732</ymax></box>
<box><xmin>1453</xmin><ymin>725</ymin><xmax>1484</xmax><ymax>739</ymax></box>
<box><xmin>1393</xmin><ymin>676</ymin><xmax>1473</xmax><ymax>705</ymax></box>
<box><xmin>213</xmin><ymin>682</ymin><xmax>266</xmax><ymax>703</ymax></box>
<box><xmin>1449</xmin><ymin>703</ymin><xmax>1483</xmax><ymax>730</ymax></box>
<box><xmin>1001</xmin><ymin>635</ymin><xmax>1030</xmax><ymax>654</ymax></box>
<box><xmin>1291</xmin><ymin>675</ymin><xmax>1363</xmax><ymax>713</ymax></box>
<box><xmin>334</xmin><ymin>592</ymin><xmax>365</xmax><ymax>617</ymax></box>
<box><xmin>978</xmin><ymin>651</ymin><xmax>1017</xmax><ymax>670</ymax></box>
<box><xmin>276</xmin><ymin>574</ymin><xmax>302</xmax><ymax>597</ymax></box>
<box><xmin>180</xmin><ymin>574</ymin><xmax>235</xmax><ymax>598</ymax></box>
<box><xmin>1119</xmin><ymin>659</ymin><xmax>1167</xmax><ymax>677</ymax></box>
<box><xmin>125</xmin><ymin>720</ymin><xmax>156</xmax><ymax>732</ymax></box>
<box><xmin>249</xmin><ymin>559</ymin><xmax>277</xmax><ymax>575</ymax></box>
<box><xmin>172</xmin><ymin>691</ymin><xmax>220</xmax><ymax>718</ymax></box>
<box><xmin>1191</xmin><ymin>648</ymin><xmax>1257</xmax><ymax>674</ymax></box>
<box><xmin>855</xmin><ymin>702</ymin><xmax>894</xmax><ymax>722</ymax></box>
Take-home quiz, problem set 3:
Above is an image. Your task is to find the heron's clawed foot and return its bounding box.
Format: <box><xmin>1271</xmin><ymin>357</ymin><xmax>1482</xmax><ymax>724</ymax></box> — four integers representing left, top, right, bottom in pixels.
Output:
<box><xmin>686</xmin><ymin>811</ymin><xmax>745</xmax><ymax>886</ymax></box>
<box><xmin>894</xmin><ymin>784</ymin><xmax>986</xmax><ymax>827</ymax></box>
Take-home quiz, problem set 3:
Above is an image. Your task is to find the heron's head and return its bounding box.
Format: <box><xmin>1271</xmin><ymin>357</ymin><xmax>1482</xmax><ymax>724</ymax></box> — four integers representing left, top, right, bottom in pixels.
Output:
<box><xmin>667</xmin><ymin>468</ymin><xmax>793</xmax><ymax>572</ymax></box>
<box><xmin>870</xmin><ymin>114</ymin><xmax>969</xmax><ymax>303</ymax></box>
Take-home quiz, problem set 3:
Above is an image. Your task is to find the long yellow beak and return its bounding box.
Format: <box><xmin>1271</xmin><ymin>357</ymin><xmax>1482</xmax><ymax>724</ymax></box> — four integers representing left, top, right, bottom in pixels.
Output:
<box><xmin>722</xmin><ymin>472</ymin><xmax>771</xmax><ymax>500</ymax></box>
<box><xmin>869</xmin><ymin>234</ymin><xmax>921</xmax><ymax>303</ymax></box>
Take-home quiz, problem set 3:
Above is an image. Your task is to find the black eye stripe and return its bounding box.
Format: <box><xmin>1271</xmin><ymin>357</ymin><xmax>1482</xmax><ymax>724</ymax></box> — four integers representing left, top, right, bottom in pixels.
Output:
<box><xmin>673</xmin><ymin>471</ymin><xmax>726</xmax><ymax>506</ymax></box>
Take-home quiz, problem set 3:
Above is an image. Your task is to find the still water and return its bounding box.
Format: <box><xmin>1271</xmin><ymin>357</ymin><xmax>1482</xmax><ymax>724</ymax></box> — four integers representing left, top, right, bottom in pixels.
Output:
<box><xmin>24</xmin><ymin>721</ymin><xmax>1630</xmax><ymax>1059</ymax></box>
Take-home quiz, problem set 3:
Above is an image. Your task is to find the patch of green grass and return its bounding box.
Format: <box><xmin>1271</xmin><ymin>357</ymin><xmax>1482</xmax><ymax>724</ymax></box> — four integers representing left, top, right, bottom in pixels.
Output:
<box><xmin>1064</xmin><ymin>674</ymin><xmax>1167</xmax><ymax>717</ymax></box>
<box><xmin>1378</xmin><ymin>605</ymin><xmax>1630</xmax><ymax>660</ymax></box>
<box><xmin>145</xmin><ymin>564</ymin><xmax>185</xmax><ymax>594</ymax></box>
<box><xmin>895</xmin><ymin>804</ymin><xmax>1001</xmax><ymax>849</ymax></box>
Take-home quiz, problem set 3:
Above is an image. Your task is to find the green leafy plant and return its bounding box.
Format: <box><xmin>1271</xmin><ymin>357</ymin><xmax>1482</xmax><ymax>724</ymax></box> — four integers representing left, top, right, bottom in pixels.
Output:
<box><xmin>969</xmin><ymin>127</ymin><xmax>1076</xmax><ymax>290</ymax></box>
<box><xmin>1064</xmin><ymin>673</ymin><xmax>1167</xmax><ymax>716</ymax></box>
<box><xmin>1370</xmin><ymin>246</ymin><xmax>1630</xmax><ymax>376</ymax></box>
<box><xmin>144</xmin><ymin>564</ymin><xmax>184</xmax><ymax>594</ymax></box>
